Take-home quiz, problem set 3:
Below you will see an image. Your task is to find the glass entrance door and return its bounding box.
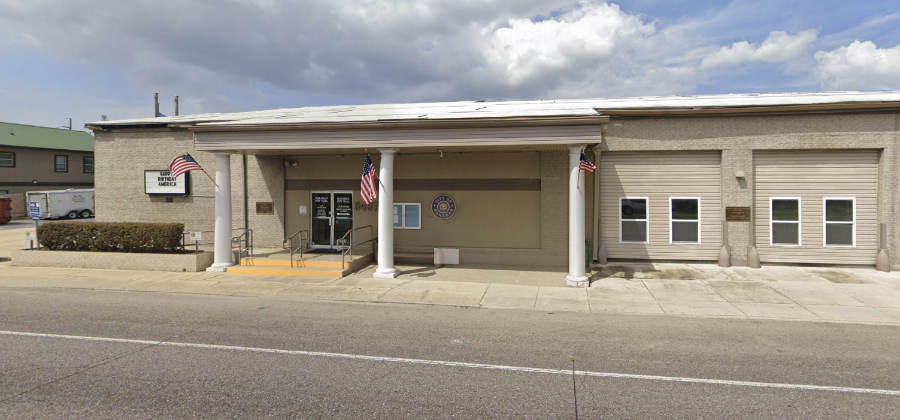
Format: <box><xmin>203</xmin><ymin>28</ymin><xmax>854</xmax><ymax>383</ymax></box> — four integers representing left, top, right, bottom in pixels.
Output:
<box><xmin>310</xmin><ymin>192</ymin><xmax>332</xmax><ymax>248</ymax></box>
<box><xmin>309</xmin><ymin>191</ymin><xmax>353</xmax><ymax>249</ymax></box>
<box><xmin>333</xmin><ymin>192</ymin><xmax>353</xmax><ymax>249</ymax></box>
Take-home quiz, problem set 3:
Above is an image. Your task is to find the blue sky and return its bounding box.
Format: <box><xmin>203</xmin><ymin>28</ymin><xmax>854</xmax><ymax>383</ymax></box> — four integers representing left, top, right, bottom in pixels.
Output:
<box><xmin>0</xmin><ymin>0</ymin><xmax>898</xmax><ymax>130</ymax></box>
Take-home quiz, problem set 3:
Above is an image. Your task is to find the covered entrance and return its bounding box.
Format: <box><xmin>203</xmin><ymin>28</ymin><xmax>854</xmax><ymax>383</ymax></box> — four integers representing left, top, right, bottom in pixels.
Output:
<box><xmin>310</xmin><ymin>191</ymin><xmax>353</xmax><ymax>250</ymax></box>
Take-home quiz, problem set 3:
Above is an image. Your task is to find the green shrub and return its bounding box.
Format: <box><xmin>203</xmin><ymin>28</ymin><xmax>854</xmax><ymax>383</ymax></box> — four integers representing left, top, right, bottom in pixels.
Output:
<box><xmin>38</xmin><ymin>222</ymin><xmax>185</xmax><ymax>253</ymax></box>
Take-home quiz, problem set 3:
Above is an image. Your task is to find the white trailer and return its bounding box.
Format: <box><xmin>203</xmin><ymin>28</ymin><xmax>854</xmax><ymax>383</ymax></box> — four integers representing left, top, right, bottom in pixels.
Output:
<box><xmin>25</xmin><ymin>189</ymin><xmax>95</xmax><ymax>219</ymax></box>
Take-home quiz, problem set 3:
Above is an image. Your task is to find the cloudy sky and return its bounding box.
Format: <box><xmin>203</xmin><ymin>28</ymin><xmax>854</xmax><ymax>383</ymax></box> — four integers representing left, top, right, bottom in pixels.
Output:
<box><xmin>1</xmin><ymin>0</ymin><xmax>899</xmax><ymax>130</ymax></box>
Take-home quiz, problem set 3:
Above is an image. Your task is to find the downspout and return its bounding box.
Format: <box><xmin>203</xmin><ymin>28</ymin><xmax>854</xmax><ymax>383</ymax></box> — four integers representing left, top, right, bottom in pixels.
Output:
<box><xmin>593</xmin><ymin>123</ymin><xmax>607</xmax><ymax>264</ymax></box>
<box><xmin>282</xmin><ymin>155</ymin><xmax>287</xmax><ymax>246</ymax></box>
<box><xmin>242</xmin><ymin>153</ymin><xmax>249</xmax><ymax>236</ymax></box>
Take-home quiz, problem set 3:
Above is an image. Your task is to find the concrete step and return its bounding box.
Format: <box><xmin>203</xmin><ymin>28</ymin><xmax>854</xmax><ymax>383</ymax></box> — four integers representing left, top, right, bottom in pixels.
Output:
<box><xmin>226</xmin><ymin>253</ymin><xmax>374</xmax><ymax>278</ymax></box>
<box><xmin>239</xmin><ymin>258</ymin><xmax>348</xmax><ymax>269</ymax></box>
<box><xmin>226</xmin><ymin>264</ymin><xmax>342</xmax><ymax>278</ymax></box>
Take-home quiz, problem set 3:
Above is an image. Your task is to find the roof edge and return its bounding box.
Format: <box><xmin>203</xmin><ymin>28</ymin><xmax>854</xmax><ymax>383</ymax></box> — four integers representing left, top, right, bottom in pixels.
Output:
<box><xmin>596</xmin><ymin>101</ymin><xmax>900</xmax><ymax>116</ymax></box>
<box><xmin>174</xmin><ymin>115</ymin><xmax>608</xmax><ymax>132</ymax></box>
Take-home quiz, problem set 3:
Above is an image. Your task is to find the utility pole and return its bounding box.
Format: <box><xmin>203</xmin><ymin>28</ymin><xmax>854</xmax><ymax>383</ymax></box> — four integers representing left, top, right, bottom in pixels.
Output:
<box><xmin>175</xmin><ymin>95</ymin><xmax>180</xmax><ymax>116</ymax></box>
<box><xmin>154</xmin><ymin>92</ymin><xmax>160</xmax><ymax>117</ymax></box>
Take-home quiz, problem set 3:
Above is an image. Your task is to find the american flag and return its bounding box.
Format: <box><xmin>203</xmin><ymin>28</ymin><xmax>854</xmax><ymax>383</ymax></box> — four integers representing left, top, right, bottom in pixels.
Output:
<box><xmin>579</xmin><ymin>150</ymin><xmax>597</xmax><ymax>173</ymax></box>
<box><xmin>169</xmin><ymin>154</ymin><xmax>203</xmax><ymax>178</ymax></box>
<box><xmin>360</xmin><ymin>154</ymin><xmax>377</xmax><ymax>205</ymax></box>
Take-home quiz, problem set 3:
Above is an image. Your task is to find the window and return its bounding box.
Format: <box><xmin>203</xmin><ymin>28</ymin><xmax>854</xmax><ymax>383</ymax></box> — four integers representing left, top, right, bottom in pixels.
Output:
<box><xmin>770</xmin><ymin>198</ymin><xmax>800</xmax><ymax>246</ymax></box>
<box><xmin>83</xmin><ymin>156</ymin><xmax>94</xmax><ymax>173</ymax></box>
<box><xmin>392</xmin><ymin>203</ymin><xmax>421</xmax><ymax>229</ymax></box>
<box><xmin>0</xmin><ymin>151</ymin><xmax>13</xmax><ymax>167</ymax></box>
<box><xmin>54</xmin><ymin>155</ymin><xmax>68</xmax><ymax>172</ymax></box>
<box><xmin>824</xmin><ymin>198</ymin><xmax>855</xmax><ymax>247</ymax></box>
<box><xmin>620</xmin><ymin>197</ymin><xmax>648</xmax><ymax>243</ymax></box>
<box><xmin>670</xmin><ymin>197</ymin><xmax>700</xmax><ymax>243</ymax></box>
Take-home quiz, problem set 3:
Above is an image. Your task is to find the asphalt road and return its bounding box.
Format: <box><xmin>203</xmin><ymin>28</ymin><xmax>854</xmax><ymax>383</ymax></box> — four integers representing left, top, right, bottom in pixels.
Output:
<box><xmin>0</xmin><ymin>287</ymin><xmax>898</xmax><ymax>418</ymax></box>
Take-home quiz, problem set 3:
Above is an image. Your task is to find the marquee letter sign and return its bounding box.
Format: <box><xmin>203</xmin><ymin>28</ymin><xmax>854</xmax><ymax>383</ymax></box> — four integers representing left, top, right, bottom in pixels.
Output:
<box><xmin>144</xmin><ymin>170</ymin><xmax>190</xmax><ymax>195</ymax></box>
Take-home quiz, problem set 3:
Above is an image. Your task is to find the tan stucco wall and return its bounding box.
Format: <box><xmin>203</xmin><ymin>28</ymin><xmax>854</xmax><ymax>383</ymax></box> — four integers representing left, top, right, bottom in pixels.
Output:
<box><xmin>283</xmin><ymin>151</ymin><xmax>566</xmax><ymax>266</ymax></box>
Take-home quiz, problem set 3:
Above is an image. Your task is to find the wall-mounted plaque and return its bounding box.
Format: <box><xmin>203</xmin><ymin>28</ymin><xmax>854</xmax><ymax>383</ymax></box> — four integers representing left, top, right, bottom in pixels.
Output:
<box><xmin>256</xmin><ymin>201</ymin><xmax>274</xmax><ymax>214</ymax></box>
<box><xmin>144</xmin><ymin>170</ymin><xmax>189</xmax><ymax>195</ymax></box>
<box><xmin>431</xmin><ymin>194</ymin><xmax>456</xmax><ymax>219</ymax></box>
<box><xmin>725</xmin><ymin>206</ymin><xmax>751</xmax><ymax>221</ymax></box>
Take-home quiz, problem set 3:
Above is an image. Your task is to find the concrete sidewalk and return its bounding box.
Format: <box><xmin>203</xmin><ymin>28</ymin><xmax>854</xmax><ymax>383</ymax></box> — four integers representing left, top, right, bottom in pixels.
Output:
<box><xmin>1</xmin><ymin>258</ymin><xmax>899</xmax><ymax>326</ymax></box>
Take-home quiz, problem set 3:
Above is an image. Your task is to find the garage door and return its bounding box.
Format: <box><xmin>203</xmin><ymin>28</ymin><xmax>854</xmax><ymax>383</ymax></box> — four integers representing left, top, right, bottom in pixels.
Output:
<box><xmin>753</xmin><ymin>150</ymin><xmax>879</xmax><ymax>265</ymax></box>
<box><xmin>600</xmin><ymin>151</ymin><xmax>722</xmax><ymax>261</ymax></box>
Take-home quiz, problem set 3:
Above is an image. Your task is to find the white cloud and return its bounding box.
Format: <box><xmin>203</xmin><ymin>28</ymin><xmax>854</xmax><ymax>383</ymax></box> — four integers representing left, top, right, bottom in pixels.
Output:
<box><xmin>477</xmin><ymin>2</ymin><xmax>654</xmax><ymax>85</ymax></box>
<box><xmin>701</xmin><ymin>30</ymin><xmax>818</xmax><ymax>69</ymax></box>
<box><xmin>2</xmin><ymin>0</ymin><xmax>895</xmax><ymax>128</ymax></box>
<box><xmin>815</xmin><ymin>41</ymin><xmax>900</xmax><ymax>90</ymax></box>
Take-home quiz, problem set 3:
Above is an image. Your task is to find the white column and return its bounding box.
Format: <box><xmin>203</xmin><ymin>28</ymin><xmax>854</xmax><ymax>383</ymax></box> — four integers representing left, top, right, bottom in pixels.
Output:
<box><xmin>207</xmin><ymin>153</ymin><xmax>234</xmax><ymax>272</ymax></box>
<box><xmin>374</xmin><ymin>148</ymin><xmax>398</xmax><ymax>278</ymax></box>
<box><xmin>566</xmin><ymin>145</ymin><xmax>588</xmax><ymax>286</ymax></box>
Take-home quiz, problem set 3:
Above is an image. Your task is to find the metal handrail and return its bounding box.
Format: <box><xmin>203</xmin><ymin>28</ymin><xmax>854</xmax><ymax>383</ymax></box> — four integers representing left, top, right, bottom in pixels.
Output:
<box><xmin>287</xmin><ymin>228</ymin><xmax>309</xmax><ymax>268</ymax></box>
<box><xmin>336</xmin><ymin>224</ymin><xmax>375</xmax><ymax>272</ymax></box>
<box><xmin>181</xmin><ymin>228</ymin><xmax>247</xmax><ymax>250</ymax></box>
<box><xmin>232</xmin><ymin>228</ymin><xmax>253</xmax><ymax>260</ymax></box>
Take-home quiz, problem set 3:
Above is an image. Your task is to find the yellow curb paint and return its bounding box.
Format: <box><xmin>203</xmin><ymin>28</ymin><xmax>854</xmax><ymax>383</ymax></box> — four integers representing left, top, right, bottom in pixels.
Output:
<box><xmin>240</xmin><ymin>259</ymin><xmax>347</xmax><ymax>269</ymax></box>
<box><xmin>226</xmin><ymin>266</ymin><xmax>342</xmax><ymax>277</ymax></box>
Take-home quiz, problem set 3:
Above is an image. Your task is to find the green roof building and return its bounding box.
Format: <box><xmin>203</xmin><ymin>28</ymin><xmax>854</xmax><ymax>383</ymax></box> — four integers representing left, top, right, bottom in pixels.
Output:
<box><xmin>0</xmin><ymin>122</ymin><xmax>95</xmax><ymax>214</ymax></box>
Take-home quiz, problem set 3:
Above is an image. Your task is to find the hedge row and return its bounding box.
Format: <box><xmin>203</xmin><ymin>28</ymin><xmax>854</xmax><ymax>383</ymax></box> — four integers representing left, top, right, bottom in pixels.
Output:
<box><xmin>37</xmin><ymin>222</ymin><xmax>185</xmax><ymax>253</ymax></box>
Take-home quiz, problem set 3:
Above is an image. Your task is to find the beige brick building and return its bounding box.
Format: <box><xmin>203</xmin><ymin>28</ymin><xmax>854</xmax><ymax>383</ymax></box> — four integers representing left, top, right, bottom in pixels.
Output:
<box><xmin>88</xmin><ymin>92</ymin><xmax>900</xmax><ymax>283</ymax></box>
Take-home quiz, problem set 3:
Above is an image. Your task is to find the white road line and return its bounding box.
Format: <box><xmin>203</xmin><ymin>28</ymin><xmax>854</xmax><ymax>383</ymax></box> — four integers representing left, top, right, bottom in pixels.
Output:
<box><xmin>2</xmin><ymin>329</ymin><xmax>898</xmax><ymax>397</ymax></box>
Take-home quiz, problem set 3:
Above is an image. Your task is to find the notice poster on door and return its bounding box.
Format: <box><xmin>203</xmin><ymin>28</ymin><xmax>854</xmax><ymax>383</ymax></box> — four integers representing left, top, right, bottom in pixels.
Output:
<box><xmin>313</xmin><ymin>194</ymin><xmax>330</xmax><ymax>217</ymax></box>
<box><xmin>335</xmin><ymin>195</ymin><xmax>352</xmax><ymax>218</ymax></box>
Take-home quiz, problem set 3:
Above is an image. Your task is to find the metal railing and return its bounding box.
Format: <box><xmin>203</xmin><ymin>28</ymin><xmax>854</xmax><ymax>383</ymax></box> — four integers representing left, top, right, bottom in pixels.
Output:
<box><xmin>336</xmin><ymin>224</ymin><xmax>375</xmax><ymax>273</ymax></box>
<box><xmin>181</xmin><ymin>230</ymin><xmax>214</xmax><ymax>252</ymax></box>
<box><xmin>181</xmin><ymin>228</ymin><xmax>253</xmax><ymax>261</ymax></box>
<box><xmin>287</xmin><ymin>227</ymin><xmax>309</xmax><ymax>268</ymax></box>
<box><xmin>233</xmin><ymin>228</ymin><xmax>253</xmax><ymax>260</ymax></box>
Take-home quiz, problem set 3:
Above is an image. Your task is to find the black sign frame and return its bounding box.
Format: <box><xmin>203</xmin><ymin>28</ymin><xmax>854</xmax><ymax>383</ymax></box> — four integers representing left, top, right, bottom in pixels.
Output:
<box><xmin>144</xmin><ymin>169</ymin><xmax>191</xmax><ymax>196</ymax></box>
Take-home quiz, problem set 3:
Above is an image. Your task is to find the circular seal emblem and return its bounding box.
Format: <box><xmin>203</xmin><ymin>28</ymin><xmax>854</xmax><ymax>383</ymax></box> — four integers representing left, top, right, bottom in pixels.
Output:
<box><xmin>431</xmin><ymin>194</ymin><xmax>456</xmax><ymax>219</ymax></box>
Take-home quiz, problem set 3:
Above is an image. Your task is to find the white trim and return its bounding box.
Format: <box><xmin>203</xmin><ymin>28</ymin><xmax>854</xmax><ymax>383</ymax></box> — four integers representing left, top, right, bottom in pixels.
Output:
<box><xmin>619</xmin><ymin>196</ymin><xmax>649</xmax><ymax>244</ymax></box>
<box><xmin>669</xmin><ymin>197</ymin><xmax>701</xmax><ymax>244</ymax></box>
<box><xmin>769</xmin><ymin>197</ymin><xmax>802</xmax><ymax>246</ymax></box>
<box><xmin>393</xmin><ymin>202</ymin><xmax>422</xmax><ymax>230</ymax></box>
<box><xmin>823</xmin><ymin>197</ymin><xmax>856</xmax><ymax>248</ymax></box>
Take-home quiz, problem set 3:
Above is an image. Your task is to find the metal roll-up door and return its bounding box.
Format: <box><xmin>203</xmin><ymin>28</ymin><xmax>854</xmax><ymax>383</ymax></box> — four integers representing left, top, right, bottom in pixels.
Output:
<box><xmin>600</xmin><ymin>151</ymin><xmax>722</xmax><ymax>261</ymax></box>
<box><xmin>753</xmin><ymin>150</ymin><xmax>879</xmax><ymax>265</ymax></box>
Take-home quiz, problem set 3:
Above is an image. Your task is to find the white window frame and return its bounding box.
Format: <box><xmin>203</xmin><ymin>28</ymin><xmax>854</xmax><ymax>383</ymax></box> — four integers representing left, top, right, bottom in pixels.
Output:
<box><xmin>769</xmin><ymin>197</ymin><xmax>802</xmax><ymax>246</ymax></box>
<box><xmin>619</xmin><ymin>196</ymin><xmax>649</xmax><ymax>244</ymax></box>
<box><xmin>823</xmin><ymin>197</ymin><xmax>856</xmax><ymax>248</ymax></box>
<box><xmin>669</xmin><ymin>197</ymin><xmax>701</xmax><ymax>244</ymax></box>
<box><xmin>393</xmin><ymin>202</ymin><xmax>422</xmax><ymax>230</ymax></box>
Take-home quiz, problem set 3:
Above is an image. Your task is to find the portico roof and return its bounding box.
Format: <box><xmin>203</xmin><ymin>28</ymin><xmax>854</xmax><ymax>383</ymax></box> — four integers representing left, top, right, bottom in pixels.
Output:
<box><xmin>86</xmin><ymin>91</ymin><xmax>900</xmax><ymax>131</ymax></box>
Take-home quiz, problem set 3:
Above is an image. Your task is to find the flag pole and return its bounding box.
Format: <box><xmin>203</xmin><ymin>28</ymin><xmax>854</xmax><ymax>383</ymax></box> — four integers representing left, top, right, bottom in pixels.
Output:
<box><xmin>183</xmin><ymin>152</ymin><xmax>220</xmax><ymax>191</ymax></box>
<box><xmin>577</xmin><ymin>146</ymin><xmax>584</xmax><ymax>188</ymax></box>
<box><xmin>200</xmin><ymin>168</ymin><xmax>220</xmax><ymax>191</ymax></box>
